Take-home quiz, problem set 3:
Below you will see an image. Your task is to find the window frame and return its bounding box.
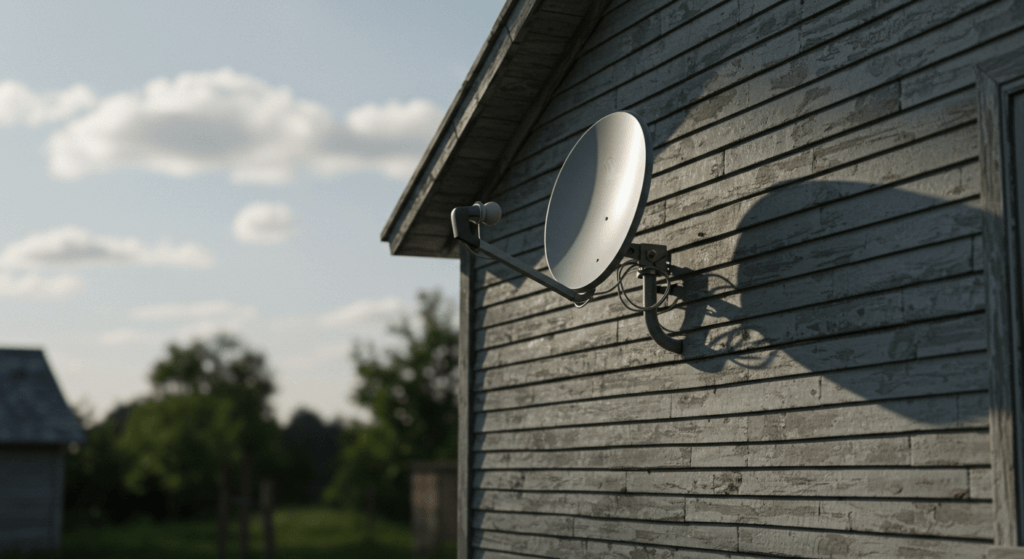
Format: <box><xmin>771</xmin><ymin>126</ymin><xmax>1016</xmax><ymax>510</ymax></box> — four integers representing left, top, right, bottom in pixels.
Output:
<box><xmin>979</xmin><ymin>48</ymin><xmax>1024</xmax><ymax>549</ymax></box>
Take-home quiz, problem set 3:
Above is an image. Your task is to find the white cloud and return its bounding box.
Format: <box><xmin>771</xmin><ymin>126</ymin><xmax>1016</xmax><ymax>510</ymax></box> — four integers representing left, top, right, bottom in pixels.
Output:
<box><xmin>173</xmin><ymin>319</ymin><xmax>252</xmax><ymax>342</ymax></box>
<box><xmin>103</xmin><ymin>301</ymin><xmax>259</xmax><ymax>347</ymax></box>
<box><xmin>232</xmin><ymin>202</ymin><xmax>294</xmax><ymax>244</ymax></box>
<box><xmin>0</xmin><ymin>226</ymin><xmax>213</xmax><ymax>268</ymax></box>
<box><xmin>0</xmin><ymin>81</ymin><xmax>96</xmax><ymax>127</ymax></box>
<box><xmin>132</xmin><ymin>300</ymin><xmax>258</xmax><ymax>321</ymax></box>
<box><xmin>320</xmin><ymin>296</ymin><xmax>408</xmax><ymax>328</ymax></box>
<box><xmin>345</xmin><ymin>98</ymin><xmax>441</xmax><ymax>140</ymax></box>
<box><xmin>48</xmin><ymin>68</ymin><xmax>442</xmax><ymax>183</ymax></box>
<box><xmin>0</xmin><ymin>271</ymin><xmax>83</xmax><ymax>298</ymax></box>
<box><xmin>98</xmin><ymin>329</ymin><xmax>159</xmax><ymax>346</ymax></box>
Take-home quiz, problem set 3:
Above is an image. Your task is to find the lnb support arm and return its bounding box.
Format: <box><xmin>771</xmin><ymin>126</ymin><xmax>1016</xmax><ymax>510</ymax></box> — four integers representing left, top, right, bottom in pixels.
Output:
<box><xmin>451</xmin><ymin>203</ymin><xmax>590</xmax><ymax>304</ymax></box>
<box><xmin>453</xmin><ymin>203</ymin><xmax>683</xmax><ymax>356</ymax></box>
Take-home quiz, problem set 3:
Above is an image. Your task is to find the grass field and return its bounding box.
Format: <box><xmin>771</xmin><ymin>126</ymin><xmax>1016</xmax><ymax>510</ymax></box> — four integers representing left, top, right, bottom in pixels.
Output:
<box><xmin>4</xmin><ymin>507</ymin><xmax>455</xmax><ymax>559</ymax></box>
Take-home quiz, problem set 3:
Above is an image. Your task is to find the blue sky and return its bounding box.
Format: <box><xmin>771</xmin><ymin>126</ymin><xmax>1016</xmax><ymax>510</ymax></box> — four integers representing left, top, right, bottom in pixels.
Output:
<box><xmin>0</xmin><ymin>1</ymin><xmax>505</xmax><ymax>424</ymax></box>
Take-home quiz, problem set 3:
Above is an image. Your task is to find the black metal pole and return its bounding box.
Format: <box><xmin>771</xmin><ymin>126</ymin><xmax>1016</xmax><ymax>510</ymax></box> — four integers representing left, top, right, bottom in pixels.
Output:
<box><xmin>643</xmin><ymin>272</ymin><xmax>684</xmax><ymax>354</ymax></box>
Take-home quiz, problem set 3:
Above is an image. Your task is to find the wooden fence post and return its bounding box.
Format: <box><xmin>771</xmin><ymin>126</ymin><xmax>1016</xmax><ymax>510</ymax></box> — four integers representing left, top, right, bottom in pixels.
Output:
<box><xmin>259</xmin><ymin>478</ymin><xmax>275</xmax><ymax>559</ymax></box>
<box><xmin>239</xmin><ymin>454</ymin><xmax>252</xmax><ymax>559</ymax></box>
<box><xmin>217</xmin><ymin>461</ymin><xmax>229</xmax><ymax>559</ymax></box>
<box><xmin>366</xmin><ymin>485</ymin><xmax>376</xmax><ymax>541</ymax></box>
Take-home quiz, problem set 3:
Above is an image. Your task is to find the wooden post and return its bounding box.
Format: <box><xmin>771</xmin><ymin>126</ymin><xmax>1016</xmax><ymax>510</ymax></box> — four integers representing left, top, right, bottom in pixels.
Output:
<box><xmin>239</xmin><ymin>454</ymin><xmax>252</xmax><ymax>559</ymax></box>
<box><xmin>457</xmin><ymin>245</ymin><xmax>473</xmax><ymax>559</ymax></box>
<box><xmin>217</xmin><ymin>461</ymin><xmax>229</xmax><ymax>559</ymax></box>
<box><xmin>366</xmin><ymin>485</ymin><xmax>376</xmax><ymax>541</ymax></box>
<box><xmin>259</xmin><ymin>478</ymin><xmax>275</xmax><ymax>559</ymax></box>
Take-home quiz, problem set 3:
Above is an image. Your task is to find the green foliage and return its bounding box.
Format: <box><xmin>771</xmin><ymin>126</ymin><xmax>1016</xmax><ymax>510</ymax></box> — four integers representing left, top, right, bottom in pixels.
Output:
<box><xmin>149</xmin><ymin>334</ymin><xmax>274</xmax><ymax>435</ymax></box>
<box><xmin>3</xmin><ymin>506</ymin><xmax>454</xmax><ymax>559</ymax></box>
<box><xmin>282</xmin><ymin>409</ymin><xmax>343</xmax><ymax>501</ymax></box>
<box><xmin>64</xmin><ymin>294</ymin><xmax>461</xmax><ymax>525</ymax></box>
<box><xmin>118</xmin><ymin>335</ymin><xmax>294</xmax><ymax>517</ymax></box>
<box><xmin>322</xmin><ymin>290</ymin><xmax>459</xmax><ymax>519</ymax></box>
<box><xmin>64</xmin><ymin>405</ymin><xmax>140</xmax><ymax>523</ymax></box>
<box><xmin>66</xmin><ymin>334</ymin><xmax>307</xmax><ymax>521</ymax></box>
<box><xmin>116</xmin><ymin>394</ymin><xmax>245</xmax><ymax>515</ymax></box>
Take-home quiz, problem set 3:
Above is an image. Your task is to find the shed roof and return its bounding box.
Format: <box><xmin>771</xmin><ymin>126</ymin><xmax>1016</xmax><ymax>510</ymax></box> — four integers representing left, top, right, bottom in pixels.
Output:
<box><xmin>381</xmin><ymin>0</ymin><xmax>610</xmax><ymax>258</ymax></box>
<box><xmin>0</xmin><ymin>349</ymin><xmax>86</xmax><ymax>445</ymax></box>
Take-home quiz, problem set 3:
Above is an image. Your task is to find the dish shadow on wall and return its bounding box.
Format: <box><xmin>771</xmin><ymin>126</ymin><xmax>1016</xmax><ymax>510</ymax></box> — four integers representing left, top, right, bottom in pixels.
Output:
<box><xmin>653</xmin><ymin>178</ymin><xmax>985</xmax><ymax>426</ymax></box>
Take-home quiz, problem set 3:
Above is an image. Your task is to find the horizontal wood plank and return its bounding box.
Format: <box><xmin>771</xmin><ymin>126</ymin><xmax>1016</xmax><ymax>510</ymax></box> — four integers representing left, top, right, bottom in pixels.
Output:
<box><xmin>476</xmin><ymin>349</ymin><xmax>987</xmax><ymax>432</ymax></box>
<box><xmin>473</xmin><ymin>489</ymin><xmax>993</xmax><ymax>539</ymax></box>
<box><xmin>583</xmin><ymin>540</ymin><xmax>762</xmax><ymax>559</ymax></box>
<box><xmin>626</xmin><ymin>468</ymin><xmax>971</xmax><ymax>499</ymax></box>
<box><xmin>474</xmin><ymin>467</ymin><xmax>980</xmax><ymax>500</ymax></box>
<box><xmin>473</xmin><ymin>530</ymin><xmax>584</xmax><ymax>557</ymax></box>
<box><xmin>472</xmin><ymin>549</ymin><xmax>533</xmax><ymax>559</ymax></box>
<box><xmin>474</xmin><ymin>511</ymin><xmax>573</xmax><ymax>537</ymax></box>
<box><xmin>574</xmin><ymin>515</ymin><xmax>738</xmax><ymax>552</ymax></box>
<box><xmin>474</xmin><ymin>431</ymin><xmax>988</xmax><ymax>470</ymax></box>
<box><xmin>475</xmin><ymin>392</ymin><xmax>986</xmax><ymax>447</ymax></box>
<box><xmin>738</xmin><ymin>526</ymin><xmax>989</xmax><ymax>558</ymax></box>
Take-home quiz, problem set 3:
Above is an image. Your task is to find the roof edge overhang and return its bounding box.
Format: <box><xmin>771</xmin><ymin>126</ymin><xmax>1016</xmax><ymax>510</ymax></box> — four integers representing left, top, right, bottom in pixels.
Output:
<box><xmin>0</xmin><ymin>348</ymin><xmax>87</xmax><ymax>445</ymax></box>
<box><xmin>381</xmin><ymin>0</ymin><xmax>611</xmax><ymax>258</ymax></box>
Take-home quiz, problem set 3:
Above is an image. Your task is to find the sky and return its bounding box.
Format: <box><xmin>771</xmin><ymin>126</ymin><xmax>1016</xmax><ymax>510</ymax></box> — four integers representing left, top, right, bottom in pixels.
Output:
<box><xmin>0</xmin><ymin>1</ymin><xmax>506</xmax><ymax>425</ymax></box>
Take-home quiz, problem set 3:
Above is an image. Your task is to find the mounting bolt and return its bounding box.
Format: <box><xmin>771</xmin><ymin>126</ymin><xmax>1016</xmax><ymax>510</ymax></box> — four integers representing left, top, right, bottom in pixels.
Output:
<box><xmin>646</xmin><ymin>249</ymin><xmax>657</xmax><ymax>260</ymax></box>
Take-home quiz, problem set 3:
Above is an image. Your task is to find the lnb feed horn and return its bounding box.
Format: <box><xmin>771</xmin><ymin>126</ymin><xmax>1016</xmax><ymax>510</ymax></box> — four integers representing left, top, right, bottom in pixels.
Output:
<box><xmin>466</xmin><ymin>201</ymin><xmax>501</xmax><ymax>225</ymax></box>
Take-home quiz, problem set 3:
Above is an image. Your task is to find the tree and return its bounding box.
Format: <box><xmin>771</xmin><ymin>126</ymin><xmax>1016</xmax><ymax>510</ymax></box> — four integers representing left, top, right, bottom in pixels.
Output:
<box><xmin>282</xmin><ymin>408</ymin><xmax>342</xmax><ymax>502</ymax></box>
<box><xmin>113</xmin><ymin>334</ymin><xmax>298</xmax><ymax>518</ymax></box>
<box><xmin>65</xmin><ymin>404</ymin><xmax>147</xmax><ymax>524</ymax></box>
<box><xmin>323</xmin><ymin>290</ymin><xmax>459</xmax><ymax>519</ymax></box>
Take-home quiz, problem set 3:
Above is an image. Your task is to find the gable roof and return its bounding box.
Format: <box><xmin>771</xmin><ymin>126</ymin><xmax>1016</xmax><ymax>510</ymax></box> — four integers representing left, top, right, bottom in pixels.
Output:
<box><xmin>381</xmin><ymin>0</ymin><xmax>611</xmax><ymax>258</ymax></box>
<box><xmin>0</xmin><ymin>349</ymin><xmax>86</xmax><ymax>445</ymax></box>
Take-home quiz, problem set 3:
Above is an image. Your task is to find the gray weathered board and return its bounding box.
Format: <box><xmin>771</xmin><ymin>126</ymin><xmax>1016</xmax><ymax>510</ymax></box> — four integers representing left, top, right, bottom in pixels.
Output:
<box><xmin>0</xmin><ymin>448</ymin><xmax>66</xmax><ymax>552</ymax></box>
<box><xmin>409</xmin><ymin>0</ymin><xmax>1024</xmax><ymax>557</ymax></box>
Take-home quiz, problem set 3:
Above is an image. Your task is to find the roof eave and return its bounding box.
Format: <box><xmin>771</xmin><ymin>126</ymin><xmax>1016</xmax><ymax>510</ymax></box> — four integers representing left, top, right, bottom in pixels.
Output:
<box><xmin>381</xmin><ymin>0</ymin><xmax>609</xmax><ymax>258</ymax></box>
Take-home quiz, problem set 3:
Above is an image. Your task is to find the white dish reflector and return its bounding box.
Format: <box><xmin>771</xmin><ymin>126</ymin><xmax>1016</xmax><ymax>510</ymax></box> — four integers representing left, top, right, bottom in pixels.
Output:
<box><xmin>544</xmin><ymin>111</ymin><xmax>653</xmax><ymax>292</ymax></box>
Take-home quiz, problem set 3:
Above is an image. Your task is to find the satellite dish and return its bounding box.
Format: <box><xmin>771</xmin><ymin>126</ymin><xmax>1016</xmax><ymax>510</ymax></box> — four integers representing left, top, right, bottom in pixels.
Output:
<box><xmin>449</xmin><ymin>111</ymin><xmax>682</xmax><ymax>355</ymax></box>
<box><xmin>544</xmin><ymin>111</ymin><xmax>652</xmax><ymax>292</ymax></box>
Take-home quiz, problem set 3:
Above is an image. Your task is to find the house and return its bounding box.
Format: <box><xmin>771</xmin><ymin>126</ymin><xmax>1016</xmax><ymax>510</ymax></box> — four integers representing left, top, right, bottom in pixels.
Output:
<box><xmin>382</xmin><ymin>0</ymin><xmax>1024</xmax><ymax>557</ymax></box>
<box><xmin>0</xmin><ymin>349</ymin><xmax>86</xmax><ymax>552</ymax></box>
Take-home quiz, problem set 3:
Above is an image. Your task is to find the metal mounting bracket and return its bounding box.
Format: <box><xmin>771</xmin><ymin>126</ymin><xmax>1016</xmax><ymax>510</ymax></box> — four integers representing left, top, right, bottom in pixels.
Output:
<box><xmin>624</xmin><ymin>243</ymin><xmax>684</xmax><ymax>355</ymax></box>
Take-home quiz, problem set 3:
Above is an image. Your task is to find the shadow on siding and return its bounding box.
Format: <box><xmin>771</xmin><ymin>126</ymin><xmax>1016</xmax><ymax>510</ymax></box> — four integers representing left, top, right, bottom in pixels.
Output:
<box><xmin>654</xmin><ymin>178</ymin><xmax>984</xmax><ymax>424</ymax></box>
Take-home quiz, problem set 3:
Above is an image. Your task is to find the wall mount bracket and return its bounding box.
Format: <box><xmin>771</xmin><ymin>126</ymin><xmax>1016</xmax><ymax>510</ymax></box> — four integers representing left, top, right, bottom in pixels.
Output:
<box><xmin>623</xmin><ymin>243</ymin><xmax>684</xmax><ymax>354</ymax></box>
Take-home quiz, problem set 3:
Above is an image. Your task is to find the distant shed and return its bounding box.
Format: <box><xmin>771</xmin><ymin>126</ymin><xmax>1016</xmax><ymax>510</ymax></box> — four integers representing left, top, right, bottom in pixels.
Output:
<box><xmin>410</xmin><ymin>461</ymin><xmax>457</xmax><ymax>557</ymax></box>
<box><xmin>0</xmin><ymin>349</ymin><xmax>86</xmax><ymax>553</ymax></box>
<box><xmin>384</xmin><ymin>0</ymin><xmax>1024</xmax><ymax>558</ymax></box>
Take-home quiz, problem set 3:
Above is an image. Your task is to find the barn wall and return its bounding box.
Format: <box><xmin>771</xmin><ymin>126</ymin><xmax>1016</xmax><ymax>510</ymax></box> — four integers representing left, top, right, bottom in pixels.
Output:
<box><xmin>464</xmin><ymin>0</ymin><xmax>1024</xmax><ymax>557</ymax></box>
<box><xmin>0</xmin><ymin>447</ymin><xmax>65</xmax><ymax>552</ymax></box>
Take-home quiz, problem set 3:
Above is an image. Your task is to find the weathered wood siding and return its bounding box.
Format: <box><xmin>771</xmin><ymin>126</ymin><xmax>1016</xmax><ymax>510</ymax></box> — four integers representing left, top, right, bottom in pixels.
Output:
<box><xmin>0</xmin><ymin>447</ymin><xmax>65</xmax><ymax>552</ymax></box>
<box><xmin>463</xmin><ymin>0</ymin><xmax>1024</xmax><ymax>556</ymax></box>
